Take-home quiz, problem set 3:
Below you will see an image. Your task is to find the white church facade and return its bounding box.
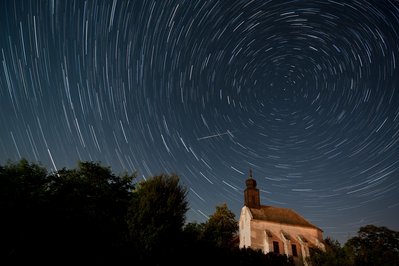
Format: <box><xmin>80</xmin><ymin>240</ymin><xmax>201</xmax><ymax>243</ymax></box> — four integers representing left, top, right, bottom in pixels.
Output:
<box><xmin>239</xmin><ymin>171</ymin><xmax>325</xmax><ymax>266</ymax></box>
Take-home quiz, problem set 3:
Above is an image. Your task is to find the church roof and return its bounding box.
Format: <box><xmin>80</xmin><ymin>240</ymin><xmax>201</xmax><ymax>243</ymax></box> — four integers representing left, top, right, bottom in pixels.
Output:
<box><xmin>248</xmin><ymin>205</ymin><xmax>322</xmax><ymax>231</ymax></box>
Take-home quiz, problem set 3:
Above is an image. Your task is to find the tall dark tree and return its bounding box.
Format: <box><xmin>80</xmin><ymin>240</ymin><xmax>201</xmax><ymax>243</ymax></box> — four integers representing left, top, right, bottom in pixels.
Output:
<box><xmin>47</xmin><ymin>161</ymin><xmax>136</xmax><ymax>263</ymax></box>
<box><xmin>127</xmin><ymin>173</ymin><xmax>188</xmax><ymax>264</ymax></box>
<box><xmin>0</xmin><ymin>159</ymin><xmax>49</xmax><ymax>263</ymax></box>
<box><xmin>203</xmin><ymin>203</ymin><xmax>239</xmax><ymax>248</ymax></box>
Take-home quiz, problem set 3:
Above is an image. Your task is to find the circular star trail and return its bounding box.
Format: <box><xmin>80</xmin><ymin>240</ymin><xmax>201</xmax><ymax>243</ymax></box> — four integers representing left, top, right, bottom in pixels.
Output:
<box><xmin>1</xmin><ymin>0</ymin><xmax>399</xmax><ymax>243</ymax></box>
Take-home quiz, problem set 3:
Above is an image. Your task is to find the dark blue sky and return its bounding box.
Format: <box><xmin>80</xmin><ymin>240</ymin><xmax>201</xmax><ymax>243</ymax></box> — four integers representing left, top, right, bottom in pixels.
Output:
<box><xmin>1</xmin><ymin>0</ymin><xmax>399</xmax><ymax>244</ymax></box>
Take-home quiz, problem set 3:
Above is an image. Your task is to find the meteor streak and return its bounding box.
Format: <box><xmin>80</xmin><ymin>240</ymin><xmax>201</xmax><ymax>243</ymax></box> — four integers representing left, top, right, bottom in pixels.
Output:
<box><xmin>197</xmin><ymin>130</ymin><xmax>234</xmax><ymax>141</ymax></box>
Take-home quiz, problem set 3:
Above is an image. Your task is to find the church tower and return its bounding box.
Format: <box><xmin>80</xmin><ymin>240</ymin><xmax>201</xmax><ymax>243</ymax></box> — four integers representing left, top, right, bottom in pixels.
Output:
<box><xmin>244</xmin><ymin>169</ymin><xmax>260</xmax><ymax>208</ymax></box>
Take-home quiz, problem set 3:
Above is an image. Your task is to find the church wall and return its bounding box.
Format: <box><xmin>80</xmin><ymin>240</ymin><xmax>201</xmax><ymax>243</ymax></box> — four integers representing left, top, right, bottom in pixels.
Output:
<box><xmin>239</xmin><ymin>206</ymin><xmax>252</xmax><ymax>249</ymax></box>
<box><xmin>249</xmin><ymin>219</ymin><xmax>323</xmax><ymax>257</ymax></box>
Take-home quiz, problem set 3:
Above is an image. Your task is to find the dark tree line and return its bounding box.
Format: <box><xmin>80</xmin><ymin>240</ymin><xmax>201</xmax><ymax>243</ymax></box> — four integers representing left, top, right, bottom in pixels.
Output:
<box><xmin>2</xmin><ymin>159</ymin><xmax>397</xmax><ymax>265</ymax></box>
<box><xmin>0</xmin><ymin>159</ymin><xmax>137</xmax><ymax>265</ymax></box>
<box><xmin>0</xmin><ymin>159</ymin><xmax>292</xmax><ymax>266</ymax></box>
<box><xmin>308</xmin><ymin>225</ymin><xmax>399</xmax><ymax>266</ymax></box>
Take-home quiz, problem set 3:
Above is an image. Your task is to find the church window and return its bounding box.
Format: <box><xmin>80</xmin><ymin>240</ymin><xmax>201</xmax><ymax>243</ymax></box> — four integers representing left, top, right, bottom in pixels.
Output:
<box><xmin>273</xmin><ymin>241</ymin><xmax>280</xmax><ymax>254</ymax></box>
<box><xmin>292</xmin><ymin>244</ymin><xmax>298</xmax><ymax>257</ymax></box>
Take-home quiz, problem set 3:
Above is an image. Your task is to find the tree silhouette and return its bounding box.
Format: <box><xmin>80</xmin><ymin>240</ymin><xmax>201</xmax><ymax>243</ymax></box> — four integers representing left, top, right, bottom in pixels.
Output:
<box><xmin>203</xmin><ymin>202</ymin><xmax>239</xmax><ymax>248</ymax></box>
<box><xmin>126</xmin><ymin>173</ymin><xmax>188</xmax><ymax>265</ymax></box>
<box><xmin>0</xmin><ymin>159</ymin><xmax>49</xmax><ymax>263</ymax></box>
<box><xmin>308</xmin><ymin>237</ymin><xmax>349</xmax><ymax>266</ymax></box>
<box><xmin>9</xmin><ymin>159</ymin><xmax>398</xmax><ymax>265</ymax></box>
<box><xmin>308</xmin><ymin>225</ymin><xmax>399</xmax><ymax>266</ymax></box>
<box><xmin>0</xmin><ymin>159</ymin><xmax>136</xmax><ymax>265</ymax></box>
<box><xmin>345</xmin><ymin>225</ymin><xmax>399</xmax><ymax>265</ymax></box>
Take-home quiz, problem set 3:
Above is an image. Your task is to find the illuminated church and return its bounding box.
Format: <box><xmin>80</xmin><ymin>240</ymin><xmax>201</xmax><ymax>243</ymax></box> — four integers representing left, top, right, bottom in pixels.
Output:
<box><xmin>239</xmin><ymin>170</ymin><xmax>325</xmax><ymax>266</ymax></box>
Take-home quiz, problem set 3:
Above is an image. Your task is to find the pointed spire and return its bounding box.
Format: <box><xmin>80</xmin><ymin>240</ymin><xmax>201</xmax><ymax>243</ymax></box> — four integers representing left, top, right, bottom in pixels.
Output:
<box><xmin>249</xmin><ymin>169</ymin><xmax>253</xmax><ymax>178</ymax></box>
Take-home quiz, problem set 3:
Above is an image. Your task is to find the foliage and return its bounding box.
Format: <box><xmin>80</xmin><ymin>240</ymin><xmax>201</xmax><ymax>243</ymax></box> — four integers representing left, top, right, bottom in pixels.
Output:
<box><xmin>126</xmin><ymin>173</ymin><xmax>188</xmax><ymax>263</ymax></box>
<box><xmin>307</xmin><ymin>237</ymin><xmax>350</xmax><ymax>266</ymax></box>
<box><xmin>4</xmin><ymin>159</ymin><xmax>398</xmax><ymax>266</ymax></box>
<box><xmin>0</xmin><ymin>159</ymin><xmax>136</xmax><ymax>264</ymax></box>
<box><xmin>308</xmin><ymin>225</ymin><xmax>399</xmax><ymax>266</ymax></box>
<box><xmin>345</xmin><ymin>224</ymin><xmax>399</xmax><ymax>266</ymax></box>
<box><xmin>0</xmin><ymin>159</ymin><xmax>49</xmax><ymax>262</ymax></box>
<box><xmin>183</xmin><ymin>221</ymin><xmax>205</xmax><ymax>241</ymax></box>
<box><xmin>48</xmin><ymin>161</ymin><xmax>136</xmax><ymax>263</ymax></box>
<box><xmin>203</xmin><ymin>202</ymin><xmax>239</xmax><ymax>248</ymax></box>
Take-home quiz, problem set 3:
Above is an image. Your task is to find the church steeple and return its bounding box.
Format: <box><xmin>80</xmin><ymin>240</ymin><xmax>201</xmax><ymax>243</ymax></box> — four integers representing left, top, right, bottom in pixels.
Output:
<box><xmin>244</xmin><ymin>169</ymin><xmax>261</xmax><ymax>208</ymax></box>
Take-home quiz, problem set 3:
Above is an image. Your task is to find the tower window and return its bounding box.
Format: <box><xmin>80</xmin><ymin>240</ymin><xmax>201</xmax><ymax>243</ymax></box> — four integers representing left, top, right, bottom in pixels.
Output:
<box><xmin>292</xmin><ymin>244</ymin><xmax>298</xmax><ymax>257</ymax></box>
<box><xmin>273</xmin><ymin>241</ymin><xmax>280</xmax><ymax>254</ymax></box>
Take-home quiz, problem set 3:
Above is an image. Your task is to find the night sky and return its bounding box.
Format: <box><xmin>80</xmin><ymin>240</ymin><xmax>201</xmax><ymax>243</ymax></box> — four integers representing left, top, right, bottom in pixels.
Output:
<box><xmin>1</xmin><ymin>0</ymin><xmax>399</xmax><ymax>244</ymax></box>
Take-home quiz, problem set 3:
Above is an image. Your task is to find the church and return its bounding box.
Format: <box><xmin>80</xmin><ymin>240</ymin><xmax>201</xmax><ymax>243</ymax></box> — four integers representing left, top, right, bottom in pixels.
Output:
<box><xmin>239</xmin><ymin>170</ymin><xmax>325</xmax><ymax>266</ymax></box>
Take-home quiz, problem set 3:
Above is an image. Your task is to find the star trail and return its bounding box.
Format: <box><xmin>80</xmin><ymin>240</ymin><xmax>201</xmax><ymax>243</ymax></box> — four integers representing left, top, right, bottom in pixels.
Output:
<box><xmin>1</xmin><ymin>0</ymin><xmax>399</xmax><ymax>244</ymax></box>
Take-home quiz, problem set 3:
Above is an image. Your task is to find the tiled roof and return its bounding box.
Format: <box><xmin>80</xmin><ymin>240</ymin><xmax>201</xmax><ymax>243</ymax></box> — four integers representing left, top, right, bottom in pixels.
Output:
<box><xmin>249</xmin><ymin>205</ymin><xmax>322</xmax><ymax>231</ymax></box>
